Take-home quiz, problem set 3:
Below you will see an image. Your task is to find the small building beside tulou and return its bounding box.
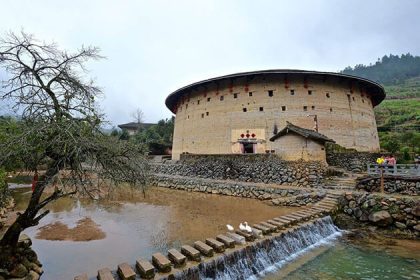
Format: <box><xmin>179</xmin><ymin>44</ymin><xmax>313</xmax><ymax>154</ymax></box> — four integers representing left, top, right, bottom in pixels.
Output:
<box><xmin>165</xmin><ymin>70</ymin><xmax>385</xmax><ymax>161</ymax></box>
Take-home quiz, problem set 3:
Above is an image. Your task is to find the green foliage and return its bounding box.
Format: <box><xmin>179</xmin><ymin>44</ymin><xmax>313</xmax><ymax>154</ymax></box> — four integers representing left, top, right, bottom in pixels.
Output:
<box><xmin>133</xmin><ymin>117</ymin><xmax>174</xmax><ymax>154</ymax></box>
<box><xmin>341</xmin><ymin>53</ymin><xmax>420</xmax><ymax>85</ymax></box>
<box><xmin>0</xmin><ymin>169</ymin><xmax>9</xmax><ymax>208</ymax></box>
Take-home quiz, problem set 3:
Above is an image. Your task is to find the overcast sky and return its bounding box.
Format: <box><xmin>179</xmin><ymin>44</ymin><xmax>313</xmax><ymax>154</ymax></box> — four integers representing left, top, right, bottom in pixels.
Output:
<box><xmin>1</xmin><ymin>0</ymin><xmax>419</xmax><ymax>126</ymax></box>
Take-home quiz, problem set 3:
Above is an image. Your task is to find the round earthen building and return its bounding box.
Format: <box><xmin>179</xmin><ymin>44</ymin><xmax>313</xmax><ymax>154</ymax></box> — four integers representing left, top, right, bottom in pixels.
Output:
<box><xmin>166</xmin><ymin>70</ymin><xmax>385</xmax><ymax>160</ymax></box>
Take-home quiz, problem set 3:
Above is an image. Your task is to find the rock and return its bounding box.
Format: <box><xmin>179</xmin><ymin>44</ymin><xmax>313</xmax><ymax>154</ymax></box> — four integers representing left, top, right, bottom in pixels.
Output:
<box><xmin>18</xmin><ymin>234</ymin><xmax>32</xmax><ymax>247</ymax></box>
<box><xmin>413</xmin><ymin>224</ymin><xmax>420</xmax><ymax>232</ymax></box>
<box><xmin>395</xmin><ymin>222</ymin><xmax>406</xmax><ymax>229</ymax></box>
<box><xmin>28</xmin><ymin>270</ymin><xmax>40</xmax><ymax>280</ymax></box>
<box><xmin>411</xmin><ymin>204</ymin><xmax>420</xmax><ymax>217</ymax></box>
<box><xmin>368</xmin><ymin>210</ymin><xmax>393</xmax><ymax>227</ymax></box>
<box><xmin>9</xmin><ymin>264</ymin><xmax>28</xmax><ymax>278</ymax></box>
<box><xmin>349</xmin><ymin>200</ymin><xmax>357</xmax><ymax>209</ymax></box>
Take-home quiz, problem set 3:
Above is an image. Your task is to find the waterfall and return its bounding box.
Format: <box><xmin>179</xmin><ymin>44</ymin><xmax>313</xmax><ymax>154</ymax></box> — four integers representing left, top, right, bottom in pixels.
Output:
<box><xmin>168</xmin><ymin>216</ymin><xmax>341</xmax><ymax>280</ymax></box>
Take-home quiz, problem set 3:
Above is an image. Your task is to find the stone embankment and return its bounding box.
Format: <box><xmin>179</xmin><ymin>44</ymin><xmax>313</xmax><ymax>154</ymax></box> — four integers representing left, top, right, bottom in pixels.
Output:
<box><xmin>0</xmin><ymin>235</ymin><xmax>43</xmax><ymax>280</ymax></box>
<box><xmin>74</xmin><ymin>194</ymin><xmax>340</xmax><ymax>280</ymax></box>
<box><xmin>326</xmin><ymin>150</ymin><xmax>380</xmax><ymax>173</ymax></box>
<box><xmin>151</xmin><ymin>154</ymin><xmax>327</xmax><ymax>187</ymax></box>
<box><xmin>356</xmin><ymin>175</ymin><xmax>419</xmax><ymax>196</ymax></box>
<box><xmin>0</xmin><ymin>198</ymin><xmax>15</xmax><ymax>230</ymax></box>
<box><xmin>337</xmin><ymin>192</ymin><xmax>420</xmax><ymax>237</ymax></box>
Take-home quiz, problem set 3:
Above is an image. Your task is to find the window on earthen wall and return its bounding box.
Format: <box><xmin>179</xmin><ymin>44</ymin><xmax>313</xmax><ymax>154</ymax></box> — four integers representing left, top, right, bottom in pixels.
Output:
<box><xmin>220</xmin><ymin>95</ymin><xmax>224</xmax><ymax>101</ymax></box>
<box><xmin>259</xmin><ymin>107</ymin><xmax>264</xmax><ymax>111</ymax></box>
<box><xmin>207</xmin><ymin>97</ymin><xmax>211</xmax><ymax>102</ymax></box>
<box><xmin>268</xmin><ymin>90</ymin><xmax>274</xmax><ymax>97</ymax></box>
<box><xmin>282</xmin><ymin>106</ymin><xmax>286</xmax><ymax>111</ymax></box>
<box><xmin>308</xmin><ymin>90</ymin><xmax>312</xmax><ymax>95</ymax></box>
<box><xmin>290</xmin><ymin>89</ymin><xmax>295</xmax><ymax>95</ymax></box>
<box><xmin>326</xmin><ymin>93</ymin><xmax>330</xmax><ymax>98</ymax></box>
<box><xmin>303</xmin><ymin>106</ymin><xmax>308</xmax><ymax>111</ymax></box>
<box><xmin>234</xmin><ymin>93</ymin><xmax>238</xmax><ymax>98</ymax></box>
<box><xmin>243</xmin><ymin>108</ymin><xmax>247</xmax><ymax>112</ymax></box>
<box><xmin>249</xmin><ymin>92</ymin><xmax>253</xmax><ymax>97</ymax></box>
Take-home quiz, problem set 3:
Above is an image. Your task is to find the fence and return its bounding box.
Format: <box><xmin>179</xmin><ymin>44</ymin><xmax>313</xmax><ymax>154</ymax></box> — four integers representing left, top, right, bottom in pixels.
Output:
<box><xmin>367</xmin><ymin>164</ymin><xmax>420</xmax><ymax>176</ymax></box>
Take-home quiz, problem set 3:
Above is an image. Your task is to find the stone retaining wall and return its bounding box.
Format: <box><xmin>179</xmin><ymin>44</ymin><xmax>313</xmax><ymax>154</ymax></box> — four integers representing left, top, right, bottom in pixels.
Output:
<box><xmin>151</xmin><ymin>175</ymin><xmax>305</xmax><ymax>201</ymax></box>
<box><xmin>356</xmin><ymin>176</ymin><xmax>420</xmax><ymax>196</ymax></box>
<box><xmin>326</xmin><ymin>151</ymin><xmax>380</xmax><ymax>173</ymax></box>
<box><xmin>337</xmin><ymin>192</ymin><xmax>420</xmax><ymax>237</ymax></box>
<box><xmin>152</xmin><ymin>154</ymin><xmax>327</xmax><ymax>187</ymax></box>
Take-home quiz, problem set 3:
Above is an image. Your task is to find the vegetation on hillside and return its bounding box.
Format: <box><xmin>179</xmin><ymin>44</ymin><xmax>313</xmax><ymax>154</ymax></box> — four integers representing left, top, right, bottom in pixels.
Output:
<box><xmin>342</xmin><ymin>53</ymin><xmax>420</xmax><ymax>160</ymax></box>
<box><xmin>341</xmin><ymin>53</ymin><xmax>420</xmax><ymax>85</ymax></box>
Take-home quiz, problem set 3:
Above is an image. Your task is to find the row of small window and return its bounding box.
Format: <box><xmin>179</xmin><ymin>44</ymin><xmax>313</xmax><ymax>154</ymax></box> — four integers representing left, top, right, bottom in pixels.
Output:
<box><xmin>188</xmin><ymin>106</ymin><xmax>371</xmax><ymax>119</ymax></box>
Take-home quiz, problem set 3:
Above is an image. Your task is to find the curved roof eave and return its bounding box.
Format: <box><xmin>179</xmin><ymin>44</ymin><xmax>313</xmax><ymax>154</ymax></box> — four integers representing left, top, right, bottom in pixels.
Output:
<box><xmin>165</xmin><ymin>69</ymin><xmax>386</xmax><ymax>113</ymax></box>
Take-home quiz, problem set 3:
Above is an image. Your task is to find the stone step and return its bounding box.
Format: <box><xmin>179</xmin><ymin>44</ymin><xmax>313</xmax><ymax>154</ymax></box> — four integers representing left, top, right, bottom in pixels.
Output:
<box><xmin>168</xmin><ymin>249</ymin><xmax>187</xmax><ymax>267</ymax></box>
<box><xmin>278</xmin><ymin>216</ymin><xmax>298</xmax><ymax>224</ymax></box>
<box><xmin>291</xmin><ymin>212</ymin><xmax>309</xmax><ymax>219</ymax></box>
<box><xmin>226</xmin><ymin>232</ymin><xmax>246</xmax><ymax>244</ymax></box>
<box><xmin>235</xmin><ymin>230</ymin><xmax>255</xmax><ymax>241</ymax></box>
<box><xmin>273</xmin><ymin>217</ymin><xmax>292</xmax><ymax>226</ymax></box>
<box><xmin>181</xmin><ymin>245</ymin><xmax>201</xmax><ymax>262</ymax></box>
<box><xmin>152</xmin><ymin>253</ymin><xmax>172</xmax><ymax>273</ymax></box>
<box><xmin>194</xmin><ymin>241</ymin><xmax>214</xmax><ymax>257</ymax></box>
<box><xmin>216</xmin><ymin>234</ymin><xmax>235</xmax><ymax>248</ymax></box>
<box><xmin>205</xmin><ymin>238</ymin><xmax>225</xmax><ymax>253</ymax></box>
<box><xmin>136</xmin><ymin>259</ymin><xmax>155</xmax><ymax>279</ymax></box>
<box><xmin>283</xmin><ymin>215</ymin><xmax>304</xmax><ymax>222</ymax></box>
<box><xmin>266</xmin><ymin>219</ymin><xmax>284</xmax><ymax>229</ymax></box>
<box><xmin>251</xmin><ymin>228</ymin><xmax>264</xmax><ymax>239</ymax></box>
<box><xmin>260</xmin><ymin>221</ymin><xmax>278</xmax><ymax>232</ymax></box>
<box><xmin>97</xmin><ymin>268</ymin><xmax>114</xmax><ymax>280</ymax></box>
<box><xmin>74</xmin><ymin>274</ymin><xmax>88</xmax><ymax>280</ymax></box>
<box><xmin>252</xmin><ymin>224</ymin><xmax>271</xmax><ymax>235</ymax></box>
<box><xmin>117</xmin><ymin>263</ymin><xmax>136</xmax><ymax>280</ymax></box>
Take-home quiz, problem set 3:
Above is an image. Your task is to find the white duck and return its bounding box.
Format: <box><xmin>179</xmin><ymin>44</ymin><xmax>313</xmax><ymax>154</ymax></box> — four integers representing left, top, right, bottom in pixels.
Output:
<box><xmin>244</xmin><ymin>222</ymin><xmax>253</xmax><ymax>233</ymax></box>
<box><xmin>226</xmin><ymin>224</ymin><xmax>234</xmax><ymax>231</ymax></box>
<box><xmin>239</xmin><ymin>222</ymin><xmax>246</xmax><ymax>231</ymax></box>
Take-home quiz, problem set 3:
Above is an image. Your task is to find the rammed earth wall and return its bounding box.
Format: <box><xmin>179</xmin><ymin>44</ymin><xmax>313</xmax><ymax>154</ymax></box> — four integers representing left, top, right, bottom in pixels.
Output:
<box><xmin>151</xmin><ymin>154</ymin><xmax>327</xmax><ymax>187</ymax></box>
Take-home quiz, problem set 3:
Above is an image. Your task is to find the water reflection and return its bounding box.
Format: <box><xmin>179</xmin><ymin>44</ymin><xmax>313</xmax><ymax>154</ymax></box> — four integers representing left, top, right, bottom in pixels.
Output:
<box><xmin>10</xmin><ymin>186</ymin><xmax>295</xmax><ymax>279</ymax></box>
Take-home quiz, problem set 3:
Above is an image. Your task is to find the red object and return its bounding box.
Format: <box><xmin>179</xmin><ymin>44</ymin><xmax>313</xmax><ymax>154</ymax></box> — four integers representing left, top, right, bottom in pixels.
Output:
<box><xmin>284</xmin><ymin>77</ymin><xmax>289</xmax><ymax>89</ymax></box>
<box><xmin>240</xmin><ymin>133</ymin><xmax>245</xmax><ymax>138</ymax></box>
<box><xmin>31</xmin><ymin>173</ymin><xmax>38</xmax><ymax>192</ymax></box>
<box><xmin>246</xmin><ymin>133</ymin><xmax>250</xmax><ymax>138</ymax></box>
<box><xmin>304</xmin><ymin>77</ymin><xmax>308</xmax><ymax>88</ymax></box>
<box><xmin>251</xmin><ymin>133</ymin><xmax>256</xmax><ymax>138</ymax></box>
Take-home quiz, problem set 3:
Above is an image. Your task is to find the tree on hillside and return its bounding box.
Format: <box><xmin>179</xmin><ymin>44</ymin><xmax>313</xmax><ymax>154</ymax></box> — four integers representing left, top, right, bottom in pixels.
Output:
<box><xmin>134</xmin><ymin>117</ymin><xmax>174</xmax><ymax>154</ymax></box>
<box><xmin>0</xmin><ymin>31</ymin><xmax>149</xmax><ymax>257</ymax></box>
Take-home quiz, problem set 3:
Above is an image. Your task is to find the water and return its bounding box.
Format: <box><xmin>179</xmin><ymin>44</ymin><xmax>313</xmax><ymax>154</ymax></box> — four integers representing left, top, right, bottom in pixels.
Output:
<box><xmin>7</xmin><ymin>186</ymin><xmax>295</xmax><ymax>279</ymax></box>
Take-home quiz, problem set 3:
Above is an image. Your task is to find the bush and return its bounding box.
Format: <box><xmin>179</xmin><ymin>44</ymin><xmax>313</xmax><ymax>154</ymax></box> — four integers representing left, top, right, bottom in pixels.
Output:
<box><xmin>0</xmin><ymin>169</ymin><xmax>10</xmax><ymax>208</ymax></box>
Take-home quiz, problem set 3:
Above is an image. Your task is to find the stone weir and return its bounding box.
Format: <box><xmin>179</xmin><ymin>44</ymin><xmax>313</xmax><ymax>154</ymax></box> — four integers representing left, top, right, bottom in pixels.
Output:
<box><xmin>74</xmin><ymin>194</ymin><xmax>341</xmax><ymax>280</ymax></box>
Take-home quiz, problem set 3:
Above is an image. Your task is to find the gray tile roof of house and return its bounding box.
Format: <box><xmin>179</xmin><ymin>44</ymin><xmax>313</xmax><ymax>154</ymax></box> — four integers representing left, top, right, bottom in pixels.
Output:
<box><xmin>269</xmin><ymin>121</ymin><xmax>335</xmax><ymax>144</ymax></box>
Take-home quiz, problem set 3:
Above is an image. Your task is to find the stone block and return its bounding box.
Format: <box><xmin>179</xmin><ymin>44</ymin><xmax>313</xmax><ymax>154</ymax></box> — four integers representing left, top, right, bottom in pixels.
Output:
<box><xmin>260</xmin><ymin>221</ymin><xmax>278</xmax><ymax>231</ymax></box>
<box><xmin>135</xmin><ymin>259</ymin><xmax>155</xmax><ymax>279</ymax></box>
<box><xmin>252</xmin><ymin>224</ymin><xmax>271</xmax><ymax>235</ymax></box>
<box><xmin>273</xmin><ymin>217</ymin><xmax>292</xmax><ymax>226</ymax></box>
<box><xmin>117</xmin><ymin>263</ymin><xmax>136</xmax><ymax>280</ymax></box>
<box><xmin>74</xmin><ymin>273</ymin><xmax>88</xmax><ymax>280</ymax></box>
<box><xmin>216</xmin><ymin>234</ymin><xmax>235</xmax><ymax>248</ymax></box>
<box><xmin>97</xmin><ymin>267</ymin><xmax>114</xmax><ymax>280</ymax></box>
<box><xmin>168</xmin><ymin>249</ymin><xmax>187</xmax><ymax>267</ymax></box>
<box><xmin>152</xmin><ymin>253</ymin><xmax>172</xmax><ymax>273</ymax></box>
<box><xmin>181</xmin><ymin>245</ymin><xmax>201</xmax><ymax>262</ymax></box>
<box><xmin>267</xmin><ymin>219</ymin><xmax>284</xmax><ymax>229</ymax></box>
<box><xmin>194</xmin><ymin>241</ymin><xmax>214</xmax><ymax>257</ymax></box>
<box><xmin>205</xmin><ymin>238</ymin><xmax>225</xmax><ymax>253</ymax></box>
<box><xmin>235</xmin><ymin>230</ymin><xmax>255</xmax><ymax>241</ymax></box>
<box><xmin>226</xmin><ymin>232</ymin><xmax>246</xmax><ymax>244</ymax></box>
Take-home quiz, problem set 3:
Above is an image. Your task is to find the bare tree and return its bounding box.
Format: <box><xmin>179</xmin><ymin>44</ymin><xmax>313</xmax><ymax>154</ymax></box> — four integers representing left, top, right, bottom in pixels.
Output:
<box><xmin>131</xmin><ymin>108</ymin><xmax>144</xmax><ymax>124</ymax></box>
<box><xmin>0</xmin><ymin>31</ymin><xmax>149</xmax><ymax>258</ymax></box>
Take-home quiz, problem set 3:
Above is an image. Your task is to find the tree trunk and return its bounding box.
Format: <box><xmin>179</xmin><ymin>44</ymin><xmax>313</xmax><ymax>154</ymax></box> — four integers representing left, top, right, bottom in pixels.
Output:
<box><xmin>0</xmin><ymin>162</ymin><xmax>59</xmax><ymax>249</ymax></box>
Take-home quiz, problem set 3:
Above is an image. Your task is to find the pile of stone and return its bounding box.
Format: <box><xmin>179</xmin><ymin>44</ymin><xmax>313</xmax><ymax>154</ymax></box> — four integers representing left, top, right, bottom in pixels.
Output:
<box><xmin>271</xmin><ymin>191</ymin><xmax>326</xmax><ymax>207</ymax></box>
<box><xmin>356</xmin><ymin>176</ymin><xmax>419</xmax><ymax>196</ymax></box>
<box><xmin>0</xmin><ymin>235</ymin><xmax>43</xmax><ymax>280</ymax></box>
<box><xmin>338</xmin><ymin>192</ymin><xmax>420</xmax><ymax>236</ymax></box>
<box><xmin>151</xmin><ymin>154</ymin><xmax>327</xmax><ymax>187</ymax></box>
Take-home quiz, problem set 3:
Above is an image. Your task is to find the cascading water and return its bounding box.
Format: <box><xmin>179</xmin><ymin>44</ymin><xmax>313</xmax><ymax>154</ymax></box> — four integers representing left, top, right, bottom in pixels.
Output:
<box><xmin>166</xmin><ymin>216</ymin><xmax>341</xmax><ymax>280</ymax></box>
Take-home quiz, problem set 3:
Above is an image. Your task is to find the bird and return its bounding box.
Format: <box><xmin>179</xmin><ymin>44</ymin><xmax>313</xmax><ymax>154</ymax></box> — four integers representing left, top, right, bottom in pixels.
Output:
<box><xmin>244</xmin><ymin>222</ymin><xmax>252</xmax><ymax>233</ymax></box>
<box><xmin>226</xmin><ymin>224</ymin><xmax>234</xmax><ymax>231</ymax></box>
<box><xmin>239</xmin><ymin>223</ymin><xmax>246</xmax><ymax>231</ymax></box>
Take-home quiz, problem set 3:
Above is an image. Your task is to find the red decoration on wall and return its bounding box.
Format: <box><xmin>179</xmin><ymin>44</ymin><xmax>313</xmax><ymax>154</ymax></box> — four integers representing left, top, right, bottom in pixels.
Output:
<box><xmin>246</xmin><ymin>133</ymin><xmax>250</xmax><ymax>138</ymax></box>
<box><xmin>244</xmin><ymin>83</ymin><xmax>249</xmax><ymax>92</ymax></box>
<box><xmin>240</xmin><ymin>133</ymin><xmax>245</xmax><ymax>138</ymax></box>
<box><xmin>251</xmin><ymin>133</ymin><xmax>255</xmax><ymax>138</ymax></box>
<box><xmin>303</xmin><ymin>77</ymin><xmax>308</xmax><ymax>89</ymax></box>
<box><xmin>284</xmin><ymin>77</ymin><xmax>289</xmax><ymax>89</ymax></box>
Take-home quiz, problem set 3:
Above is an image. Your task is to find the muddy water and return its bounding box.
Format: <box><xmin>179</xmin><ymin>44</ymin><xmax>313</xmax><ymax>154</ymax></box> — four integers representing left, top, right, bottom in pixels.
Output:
<box><xmin>9</xmin><ymin>186</ymin><xmax>296</xmax><ymax>279</ymax></box>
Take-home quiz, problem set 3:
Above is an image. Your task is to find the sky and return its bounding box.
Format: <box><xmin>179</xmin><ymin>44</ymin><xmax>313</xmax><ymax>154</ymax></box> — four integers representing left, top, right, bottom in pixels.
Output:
<box><xmin>1</xmin><ymin>0</ymin><xmax>419</xmax><ymax>126</ymax></box>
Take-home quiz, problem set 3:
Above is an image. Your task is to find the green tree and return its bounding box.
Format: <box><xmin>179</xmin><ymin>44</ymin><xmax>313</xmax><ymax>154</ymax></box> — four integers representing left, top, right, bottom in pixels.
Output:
<box><xmin>0</xmin><ymin>32</ymin><xmax>149</xmax><ymax>257</ymax></box>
